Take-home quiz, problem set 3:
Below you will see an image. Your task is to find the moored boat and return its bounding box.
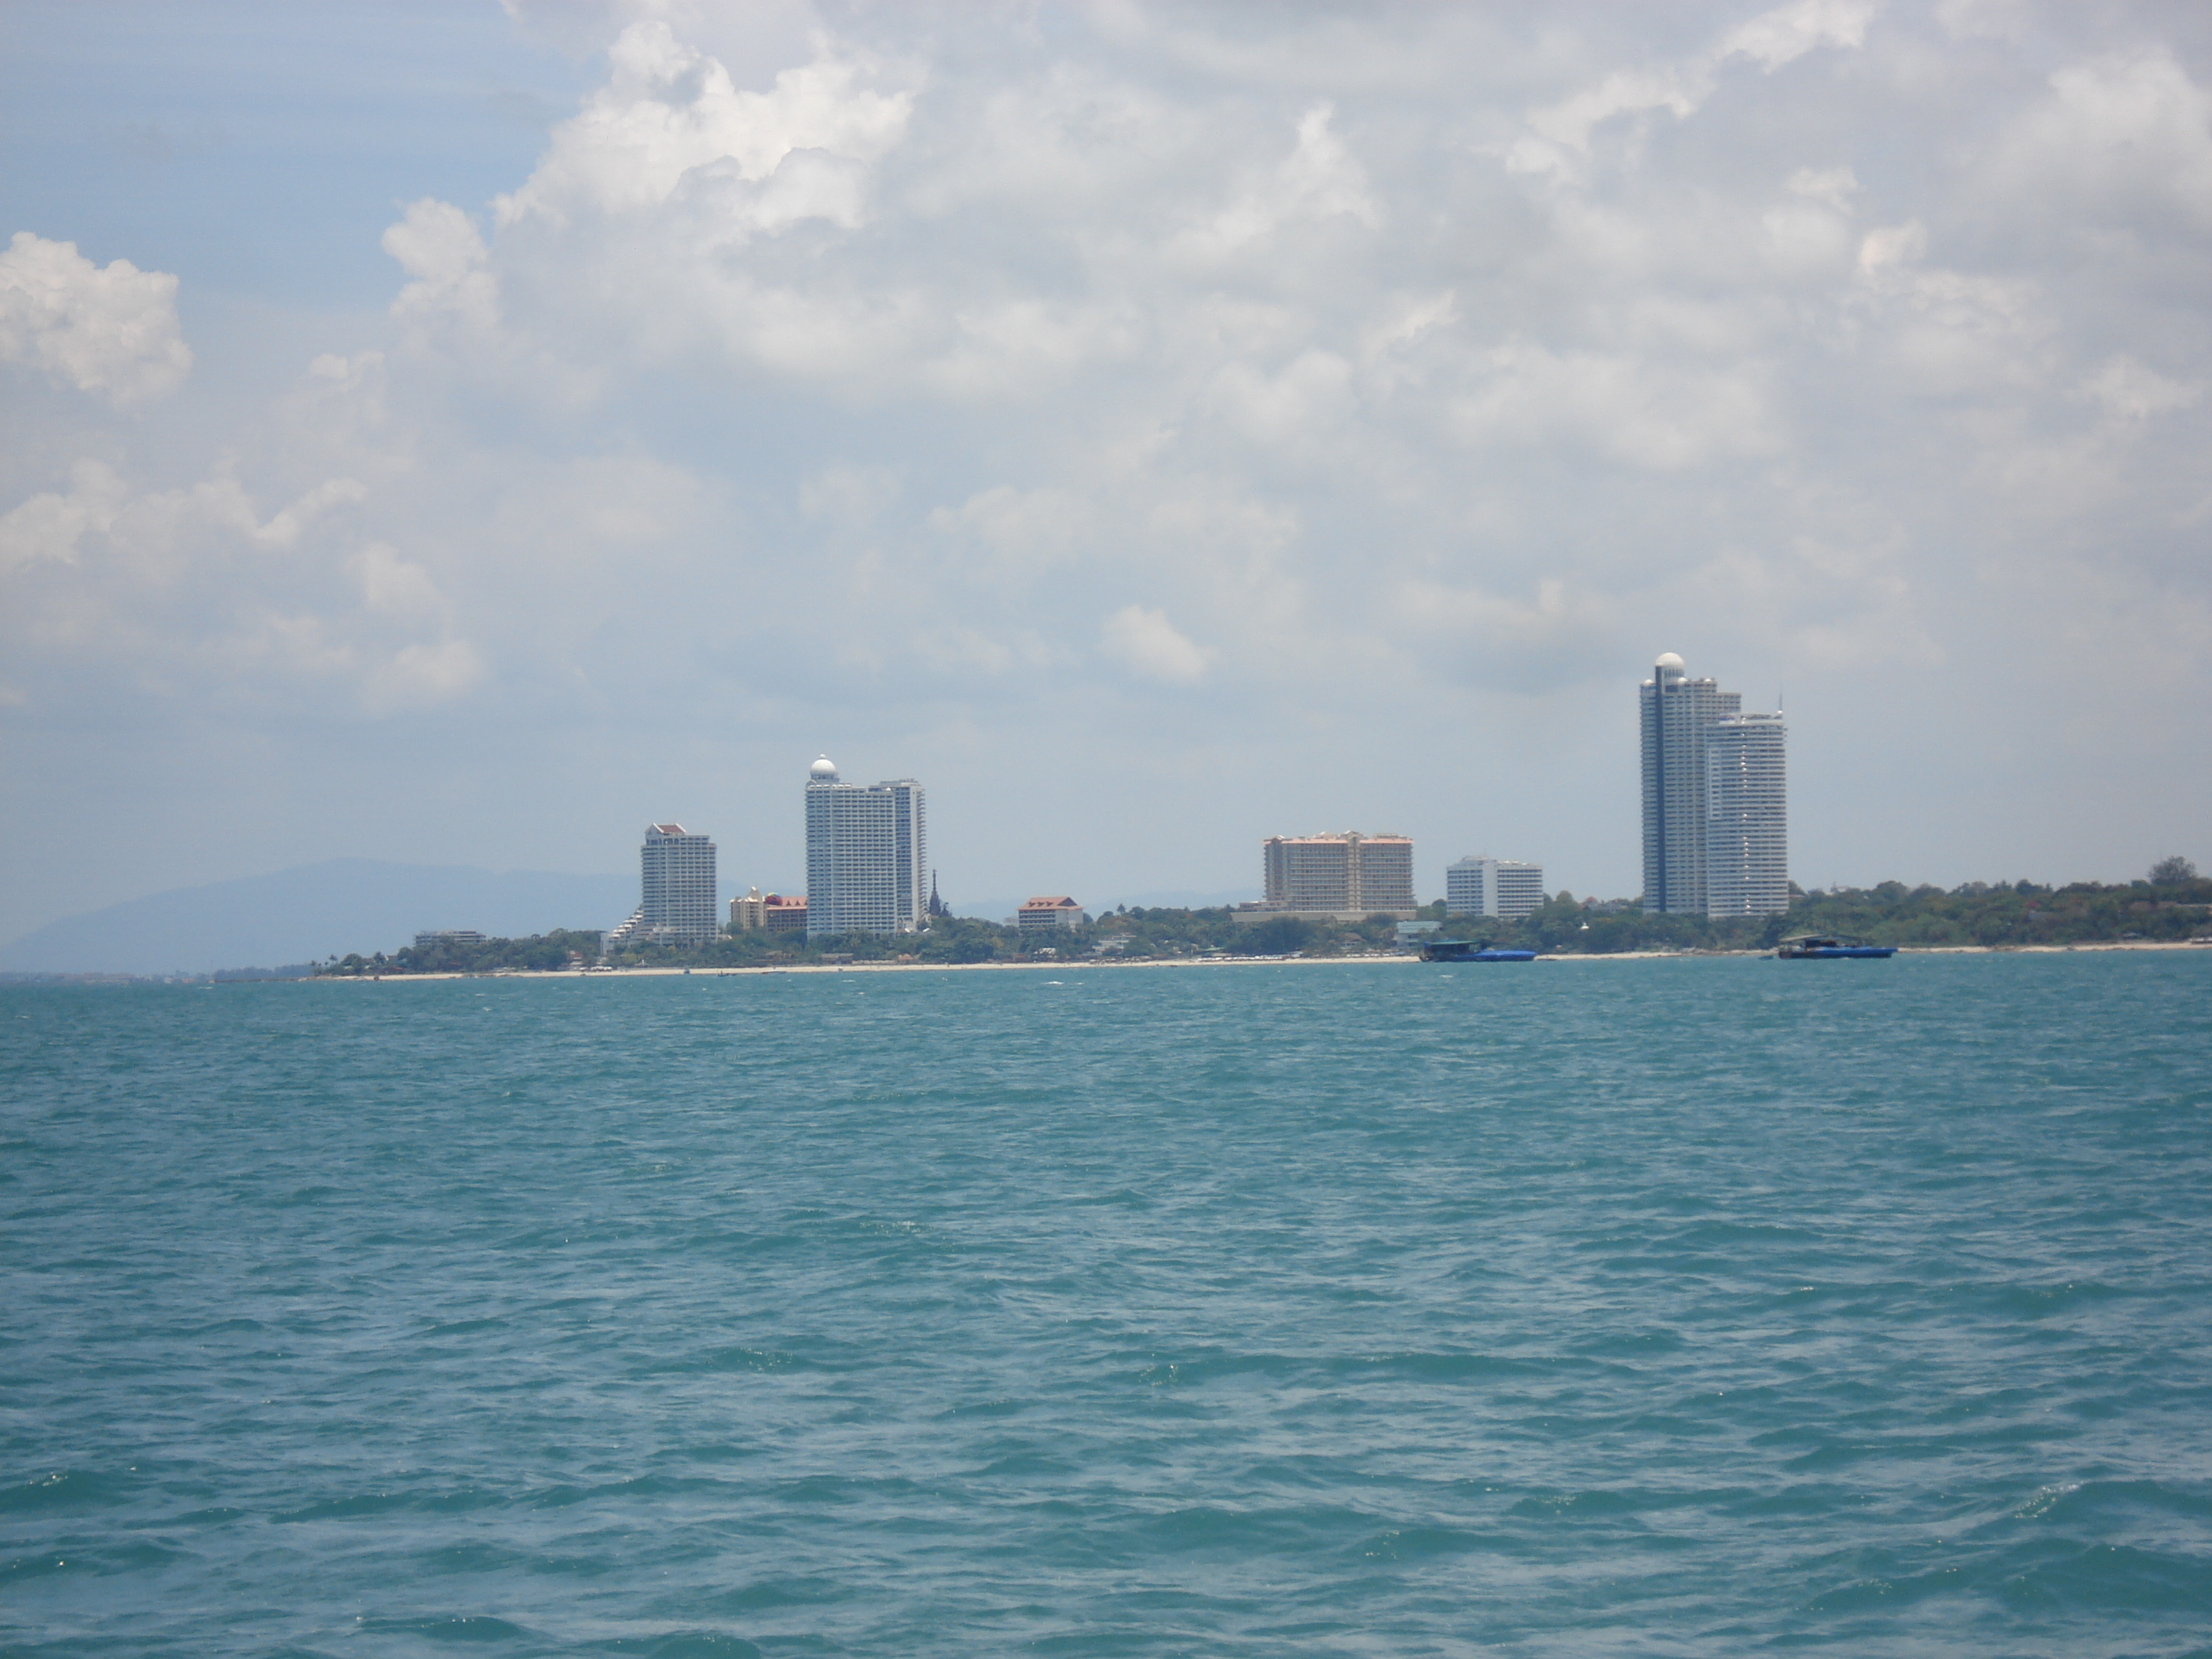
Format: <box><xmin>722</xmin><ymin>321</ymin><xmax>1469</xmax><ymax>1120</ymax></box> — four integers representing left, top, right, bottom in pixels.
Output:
<box><xmin>1774</xmin><ymin>934</ymin><xmax>1896</xmax><ymax>959</ymax></box>
<box><xmin>1420</xmin><ymin>939</ymin><xmax>1537</xmax><ymax>962</ymax></box>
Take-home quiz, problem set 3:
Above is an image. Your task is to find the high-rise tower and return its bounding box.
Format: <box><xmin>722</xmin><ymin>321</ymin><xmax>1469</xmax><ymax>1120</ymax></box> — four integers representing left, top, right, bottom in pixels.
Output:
<box><xmin>640</xmin><ymin>823</ymin><xmax>718</xmax><ymax>944</ymax></box>
<box><xmin>804</xmin><ymin>756</ymin><xmax>927</xmax><ymax>939</ymax></box>
<box><xmin>1641</xmin><ymin>654</ymin><xmax>1786</xmax><ymax>917</ymax></box>
<box><xmin>1705</xmin><ymin>712</ymin><xmax>1789</xmax><ymax>917</ymax></box>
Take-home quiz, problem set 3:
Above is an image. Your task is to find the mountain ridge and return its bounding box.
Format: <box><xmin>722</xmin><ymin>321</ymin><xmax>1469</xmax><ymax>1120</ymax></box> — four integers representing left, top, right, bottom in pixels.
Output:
<box><xmin>0</xmin><ymin>860</ymin><xmax>636</xmax><ymax>976</ymax></box>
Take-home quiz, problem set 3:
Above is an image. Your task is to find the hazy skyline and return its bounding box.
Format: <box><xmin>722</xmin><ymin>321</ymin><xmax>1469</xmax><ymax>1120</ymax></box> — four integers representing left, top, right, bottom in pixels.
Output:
<box><xmin>5</xmin><ymin>1</ymin><xmax>2209</xmax><ymax>943</ymax></box>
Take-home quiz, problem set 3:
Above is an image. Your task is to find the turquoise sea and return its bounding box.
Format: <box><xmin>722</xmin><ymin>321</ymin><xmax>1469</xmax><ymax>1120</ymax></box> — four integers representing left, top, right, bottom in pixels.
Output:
<box><xmin>3</xmin><ymin>953</ymin><xmax>2210</xmax><ymax>1657</ymax></box>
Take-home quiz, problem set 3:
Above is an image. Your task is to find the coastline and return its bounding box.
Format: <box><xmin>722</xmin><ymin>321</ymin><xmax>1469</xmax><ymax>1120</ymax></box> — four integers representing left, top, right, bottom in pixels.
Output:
<box><xmin>302</xmin><ymin>936</ymin><xmax>2212</xmax><ymax>983</ymax></box>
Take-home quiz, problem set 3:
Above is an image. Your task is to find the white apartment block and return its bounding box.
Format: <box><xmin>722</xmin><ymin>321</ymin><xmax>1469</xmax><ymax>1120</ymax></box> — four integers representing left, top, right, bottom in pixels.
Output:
<box><xmin>1445</xmin><ymin>856</ymin><xmax>1544</xmax><ymax>920</ymax></box>
<box><xmin>804</xmin><ymin>757</ymin><xmax>927</xmax><ymax>939</ymax></box>
<box><xmin>640</xmin><ymin>824</ymin><xmax>719</xmax><ymax>945</ymax></box>
<box><xmin>1705</xmin><ymin>712</ymin><xmax>1789</xmax><ymax>917</ymax></box>
<box><xmin>1261</xmin><ymin>833</ymin><xmax>1417</xmax><ymax>917</ymax></box>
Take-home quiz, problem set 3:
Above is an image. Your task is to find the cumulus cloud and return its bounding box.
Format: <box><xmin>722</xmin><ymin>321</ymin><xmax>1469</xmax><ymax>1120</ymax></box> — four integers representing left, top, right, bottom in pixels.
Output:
<box><xmin>1101</xmin><ymin>605</ymin><xmax>1211</xmax><ymax>683</ymax></box>
<box><xmin>1508</xmin><ymin>0</ymin><xmax>1874</xmax><ymax>181</ymax></box>
<box><xmin>1986</xmin><ymin>48</ymin><xmax>2212</xmax><ymax>229</ymax></box>
<box><xmin>0</xmin><ymin>233</ymin><xmax>192</xmax><ymax>405</ymax></box>
<box><xmin>496</xmin><ymin>20</ymin><xmax>912</xmax><ymax>229</ymax></box>
<box><xmin>2076</xmin><ymin>354</ymin><xmax>2202</xmax><ymax>423</ymax></box>
<box><xmin>384</xmin><ymin>200</ymin><xmax>499</xmax><ymax>331</ymax></box>
<box><xmin>0</xmin><ymin>460</ymin><xmax>126</xmax><ymax>571</ymax></box>
<box><xmin>0</xmin><ymin>457</ymin><xmax>478</xmax><ymax>716</ymax></box>
<box><xmin>361</xmin><ymin>637</ymin><xmax>488</xmax><ymax>713</ymax></box>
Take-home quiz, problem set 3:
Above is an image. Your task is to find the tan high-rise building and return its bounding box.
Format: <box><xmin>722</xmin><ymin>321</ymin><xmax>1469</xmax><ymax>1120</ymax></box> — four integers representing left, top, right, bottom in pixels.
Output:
<box><xmin>1260</xmin><ymin>833</ymin><xmax>1416</xmax><ymax>918</ymax></box>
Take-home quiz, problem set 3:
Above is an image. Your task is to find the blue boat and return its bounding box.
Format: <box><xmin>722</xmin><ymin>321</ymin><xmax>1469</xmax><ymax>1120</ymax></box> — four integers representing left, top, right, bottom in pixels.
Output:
<box><xmin>1775</xmin><ymin>935</ymin><xmax>1897</xmax><ymax>960</ymax></box>
<box><xmin>1419</xmin><ymin>939</ymin><xmax>1537</xmax><ymax>963</ymax></box>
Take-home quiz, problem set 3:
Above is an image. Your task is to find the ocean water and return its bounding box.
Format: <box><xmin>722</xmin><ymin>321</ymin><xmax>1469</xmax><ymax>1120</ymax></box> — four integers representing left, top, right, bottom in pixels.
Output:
<box><xmin>3</xmin><ymin>953</ymin><xmax>2210</xmax><ymax>1657</ymax></box>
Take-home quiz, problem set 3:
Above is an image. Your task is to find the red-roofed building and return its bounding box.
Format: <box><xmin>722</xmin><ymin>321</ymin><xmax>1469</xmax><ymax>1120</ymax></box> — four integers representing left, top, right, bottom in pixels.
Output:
<box><xmin>1017</xmin><ymin>895</ymin><xmax>1086</xmax><ymax>936</ymax></box>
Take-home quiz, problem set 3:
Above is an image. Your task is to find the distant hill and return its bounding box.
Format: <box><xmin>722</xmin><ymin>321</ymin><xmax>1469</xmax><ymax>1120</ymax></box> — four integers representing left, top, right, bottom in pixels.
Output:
<box><xmin>0</xmin><ymin>860</ymin><xmax>636</xmax><ymax>976</ymax></box>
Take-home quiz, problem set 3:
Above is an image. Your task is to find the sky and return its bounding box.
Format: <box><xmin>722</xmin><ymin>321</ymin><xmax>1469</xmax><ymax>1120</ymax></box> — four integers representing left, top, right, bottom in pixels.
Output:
<box><xmin>3</xmin><ymin>0</ymin><xmax>2210</xmax><ymax>941</ymax></box>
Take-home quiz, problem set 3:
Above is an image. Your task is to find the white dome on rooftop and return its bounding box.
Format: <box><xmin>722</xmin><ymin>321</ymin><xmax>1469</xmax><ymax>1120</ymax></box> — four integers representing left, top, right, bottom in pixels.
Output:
<box><xmin>809</xmin><ymin>755</ymin><xmax>839</xmax><ymax>780</ymax></box>
<box><xmin>1654</xmin><ymin>651</ymin><xmax>1686</xmax><ymax>673</ymax></box>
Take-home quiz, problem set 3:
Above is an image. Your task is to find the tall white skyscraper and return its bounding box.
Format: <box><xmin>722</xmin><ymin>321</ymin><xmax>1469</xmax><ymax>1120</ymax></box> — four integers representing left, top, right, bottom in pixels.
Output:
<box><xmin>1640</xmin><ymin>654</ymin><xmax>1787</xmax><ymax>917</ymax></box>
<box><xmin>804</xmin><ymin>757</ymin><xmax>927</xmax><ymax>939</ymax></box>
<box><xmin>1705</xmin><ymin>712</ymin><xmax>1789</xmax><ymax>917</ymax></box>
<box><xmin>640</xmin><ymin>823</ymin><xmax>718</xmax><ymax>944</ymax></box>
<box><xmin>1446</xmin><ymin>856</ymin><xmax>1544</xmax><ymax>920</ymax></box>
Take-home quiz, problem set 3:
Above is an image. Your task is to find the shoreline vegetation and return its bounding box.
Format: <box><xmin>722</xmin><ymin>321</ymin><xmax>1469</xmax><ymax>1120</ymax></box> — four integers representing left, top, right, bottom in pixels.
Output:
<box><xmin>6</xmin><ymin>870</ymin><xmax>2202</xmax><ymax>987</ymax></box>
<box><xmin>291</xmin><ymin>870</ymin><xmax>2212</xmax><ymax>981</ymax></box>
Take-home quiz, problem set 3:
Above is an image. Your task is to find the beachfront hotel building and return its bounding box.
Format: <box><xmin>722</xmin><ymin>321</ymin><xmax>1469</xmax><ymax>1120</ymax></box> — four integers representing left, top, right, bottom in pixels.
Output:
<box><xmin>1017</xmin><ymin>896</ymin><xmax>1086</xmax><ymax>936</ymax></box>
<box><xmin>1258</xmin><ymin>833</ymin><xmax>1417</xmax><ymax>919</ymax></box>
<box><xmin>1640</xmin><ymin>654</ymin><xmax>1787</xmax><ymax>917</ymax></box>
<box><xmin>804</xmin><ymin>756</ymin><xmax>927</xmax><ymax>939</ymax></box>
<box><xmin>606</xmin><ymin>823</ymin><xmax>720</xmax><ymax>954</ymax></box>
<box><xmin>1446</xmin><ymin>856</ymin><xmax>1544</xmax><ymax>920</ymax></box>
<box><xmin>641</xmin><ymin>824</ymin><xmax>719</xmax><ymax>944</ymax></box>
<box><xmin>730</xmin><ymin>888</ymin><xmax>811</xmax><ymax>936</ymax></box>
<box><xmin>730</xmin><ymin>888</ymin><xmax>767</xmax><ymax>932</ymax></box>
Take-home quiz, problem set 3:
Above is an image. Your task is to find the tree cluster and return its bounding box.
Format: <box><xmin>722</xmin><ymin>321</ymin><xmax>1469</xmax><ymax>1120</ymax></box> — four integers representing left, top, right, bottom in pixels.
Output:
<box><xmin>319</xmin><ymin>928</ymin><xmax>602</xmax><ymax>976</ymax></box>
<box><xmin>1430</xmin><ymin>865</ymin><xmax>2212</xmax><ymax>954</ymax></box>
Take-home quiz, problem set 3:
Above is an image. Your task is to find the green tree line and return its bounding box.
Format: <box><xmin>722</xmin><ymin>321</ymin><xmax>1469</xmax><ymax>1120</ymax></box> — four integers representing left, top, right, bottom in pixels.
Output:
<box><xmin>318</xmin><ymin>862</ymin><xmax>2209</xmax><ymax>973</ymax></box>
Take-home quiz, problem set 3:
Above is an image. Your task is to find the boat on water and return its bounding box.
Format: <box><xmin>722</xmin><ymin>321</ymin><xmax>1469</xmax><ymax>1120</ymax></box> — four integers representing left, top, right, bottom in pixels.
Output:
<box><xmin>1419</xmin><ymin>939</ymin><xmax>1536</xmax><ymax>963</ymax></box>
<box><xmin>1774</xmin><ymin>934</ymin><xmax>1896</xmax><ymax>960</ymax></box>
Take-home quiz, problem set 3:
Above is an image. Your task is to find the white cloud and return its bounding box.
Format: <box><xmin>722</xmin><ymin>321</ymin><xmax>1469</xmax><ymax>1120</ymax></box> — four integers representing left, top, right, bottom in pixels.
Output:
<box><xmin>1454</xmin><ymin>341</ymin><xmax>1778</xmax><ymax>469</ymax></box>
<box><xmin>1509</xmin><ymin>0</ymin><xmax>1874</xmax><ymax>181</ymax></box>
<box><xmin>384</xmin><ymin>200</ymin><xmax>499</xmax><ymax>331</ymax></box>
<box><xmin>258</xmin><ymin>478</ymin><xmax>371</xmax><ymax>548</ymax></box>
<box><xmin>361</xmin><ymin>637</ymin><xmax>487</xmax><ymax>713</ymax></box>
<box><xmin>0</xmin><ymin>460</ymin><xmax>126</xmax><ymax>571</ymax></box>
<box><xmin>2075</xmin><ymin>354</ymin><xmax>2202</xmax><ymax>423</ymax></box>
<box><xmin>496</xmin><ymin>20</ymin><xmax>912</xmax><ymax>229</ymax></box>
<box><xmin>1851</xmin><ymin>221</ymin><xmax>2048</xmax><ymax>394</ymax></box>
<box><xmin>0</xmin><ymin>233</ymin><xmax>192</xmax><ymax>405</ymax></box>
<box><xmin>355</xmin><ymin>542</ymin><xmax>448</xmax><ymax>621</ymax></box>
<box><xmin>1101</xmin><ymin>605</ymin><xmax>1211</xmax><ymax>683</ymax></box>
<box><xmin>1986</xmin><ymin>48</ymin><xmax>2212</xmax><ymax>229</ymax></box>
<box><xmin>0</xmin><ymin>456</ymin><xmax>477</xmax><ymax>716</ymax></box>
<box><xmin>1717</xmin><ymin>0</ymin><xmax>1877</xmax><ymax>72</ymax></box>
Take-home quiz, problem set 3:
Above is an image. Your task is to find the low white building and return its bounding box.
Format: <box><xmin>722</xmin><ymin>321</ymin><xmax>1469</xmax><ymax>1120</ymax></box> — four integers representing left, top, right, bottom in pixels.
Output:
<box><xmin>1446</xmin><ymin>856</ymin><xmax>1544</xmax><ymax>920</ymax></box>
<box><xmin>413</xmin><ymin>929</ymin><xmax>485</xmax><ymax>950</ymax></box>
